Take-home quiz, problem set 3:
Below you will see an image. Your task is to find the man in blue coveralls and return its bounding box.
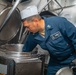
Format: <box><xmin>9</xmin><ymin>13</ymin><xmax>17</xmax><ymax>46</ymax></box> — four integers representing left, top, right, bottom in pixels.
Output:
<box><xmin>20</xmin><ymin>5</ymin><xmax>76</xmax><ymax>75</ymax></box>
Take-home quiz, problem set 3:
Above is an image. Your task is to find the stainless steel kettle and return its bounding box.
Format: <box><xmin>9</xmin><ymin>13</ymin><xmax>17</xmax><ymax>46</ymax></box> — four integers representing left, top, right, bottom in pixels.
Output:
<box><xmin>56</xmin><ymin>67</ymin><xmax>74</xmax><ymax>75</ymax></box>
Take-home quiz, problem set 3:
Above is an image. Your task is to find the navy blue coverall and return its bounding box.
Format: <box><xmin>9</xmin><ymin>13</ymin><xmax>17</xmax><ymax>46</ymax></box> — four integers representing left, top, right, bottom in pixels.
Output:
<box><xmin>23</xmin><ymin>16</ymin><xmax>76</xmax><ymax>75</ymax></box>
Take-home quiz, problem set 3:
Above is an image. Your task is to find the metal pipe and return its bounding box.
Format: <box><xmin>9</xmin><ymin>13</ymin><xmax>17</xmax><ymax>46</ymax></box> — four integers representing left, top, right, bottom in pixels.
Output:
<box><xmin>18</xmin><ymin>23</ymin><xmax>24</xmax><ymax>43</ymax></box>
<box><xmin>39</xmin><ymin>0</ymin><xmax>52</xmax><ymax>13</ymax></box>
<box><xmin>54</xmin><ymin>0</ymin><xmax>63</xmax><ymax>15</ymax></box>
<box><xmin>39</xmin><ymin>0</ymin><xmax>63</xmax><ymax>15</ymax></box>
<box><xmin>51</xmin><ymin>5</ymin><xmax>76</xmax><ymax>11</ymax></box>
<box><xmin>0</xmin><ymin>0</ymin><xmax>22</xmax><ymax>32</ymax></box>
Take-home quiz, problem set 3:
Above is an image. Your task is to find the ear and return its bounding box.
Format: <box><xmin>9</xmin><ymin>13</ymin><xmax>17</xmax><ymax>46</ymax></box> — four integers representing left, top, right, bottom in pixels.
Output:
<box><xmin>23</xmin><ymin>20</ymin><xmax>28</xmax><ymax>26</ymax></box>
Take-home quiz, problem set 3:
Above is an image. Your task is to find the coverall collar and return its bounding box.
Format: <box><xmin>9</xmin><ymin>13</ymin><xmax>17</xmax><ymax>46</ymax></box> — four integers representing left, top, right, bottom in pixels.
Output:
<box><xmin>34</xmin><ymin>16</ymin><xmax>53</xmax><ymax>41</ymax></box>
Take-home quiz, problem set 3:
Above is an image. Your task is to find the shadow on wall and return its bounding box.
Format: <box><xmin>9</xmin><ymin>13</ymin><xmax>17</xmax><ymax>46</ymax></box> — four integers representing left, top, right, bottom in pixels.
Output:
<box><xmin>40</xmin><ymin>11</ymin><xmax>56</xmax><ymax>17</ymax></box>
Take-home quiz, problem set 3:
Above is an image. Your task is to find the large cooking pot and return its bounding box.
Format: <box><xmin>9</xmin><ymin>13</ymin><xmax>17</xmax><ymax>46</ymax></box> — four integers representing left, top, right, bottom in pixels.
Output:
<box><xmin>0</xmin><ymin>44</ymin><xmax>38</xmax><ymax>62</ymax></box>
<box><xmin>0</xmin><ymin>7</ymin><xmax>21</xmax><ymax>44</ymax></box>
<box><xmin>0</xmin><ymin>44</ymin><xmax>43</xmax><ymax>75</ymax></box>
<box><xmin>0</xmin><ymin>44</ymin><xmax>24</xmax><ymax>52</ymax></box>
<box><xmin>0</xmin><ymin>44</ymin><xmax>38</xmax><ymax>57</ymax></box>
<box><xmin>56</xmin><ymin>67</ymin><xmax>74</xmax><ymax>75</ymax></box>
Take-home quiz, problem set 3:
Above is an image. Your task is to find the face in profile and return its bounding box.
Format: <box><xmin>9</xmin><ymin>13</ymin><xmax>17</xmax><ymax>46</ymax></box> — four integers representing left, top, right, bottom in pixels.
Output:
<box><xmin>23</xmin><ymin>20</ymin><xmax>39</xmax><ymax>33</ymax></box>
